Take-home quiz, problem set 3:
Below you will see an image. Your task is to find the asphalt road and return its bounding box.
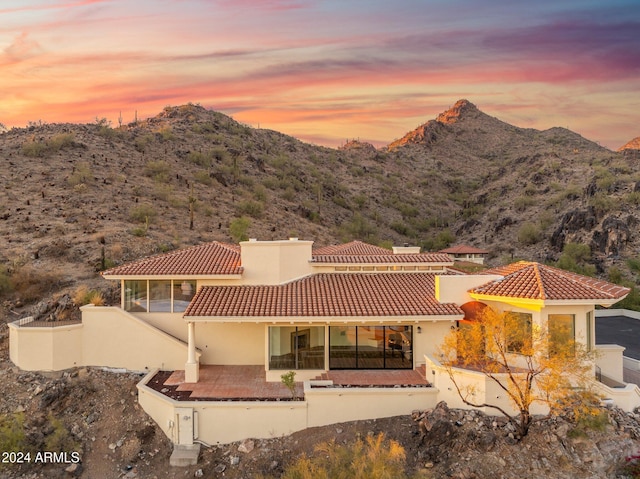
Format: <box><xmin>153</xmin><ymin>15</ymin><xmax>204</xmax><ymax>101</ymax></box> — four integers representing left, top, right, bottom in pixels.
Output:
<box><xmin>596</xmin><ymin>315</ymin><xmax>640</xmax><ymax>360</ymax></box>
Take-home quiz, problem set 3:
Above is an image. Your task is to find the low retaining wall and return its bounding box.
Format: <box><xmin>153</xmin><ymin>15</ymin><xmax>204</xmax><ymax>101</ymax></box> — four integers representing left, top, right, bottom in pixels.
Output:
<box><xmin>137</xmin><ymin>372</ymin><xmax>438</xmax><ymax>446</ymax></box>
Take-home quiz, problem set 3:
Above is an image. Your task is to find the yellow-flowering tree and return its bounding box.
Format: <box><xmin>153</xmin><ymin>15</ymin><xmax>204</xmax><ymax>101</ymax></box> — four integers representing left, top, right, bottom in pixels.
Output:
<box><xmin>439</xmin><ymin>306</ymin><xmax>598</xmax><ymax>438</ymax></box>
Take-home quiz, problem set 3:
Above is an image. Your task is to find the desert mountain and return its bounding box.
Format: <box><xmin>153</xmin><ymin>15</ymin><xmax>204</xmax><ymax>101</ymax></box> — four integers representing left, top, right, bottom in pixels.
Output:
<box><xmin>0</xmin><ymin>100</ymin><xmax>639</xmax><ymax>313</ymax></box>
<box><xmin>620</xmin><ymin>136</ymin><xmax>640</xmax><ymax>152</ymax></box>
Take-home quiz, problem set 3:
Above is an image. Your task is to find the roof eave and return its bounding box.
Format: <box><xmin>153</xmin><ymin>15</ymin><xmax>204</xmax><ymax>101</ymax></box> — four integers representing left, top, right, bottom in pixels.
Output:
<box><xmin>101</xmin><ymin>273</ymin><xmax>243</xmax><ymax>281</ymax></box>
<box><xmin>183</xmin><ymin>314</ymin><xmax>464</xmax><ymax>323</ymax></box>
<box><xmin>468</xmin><ymin>293</ymin><xmax>545</xmax><ymax>312</ymax></box>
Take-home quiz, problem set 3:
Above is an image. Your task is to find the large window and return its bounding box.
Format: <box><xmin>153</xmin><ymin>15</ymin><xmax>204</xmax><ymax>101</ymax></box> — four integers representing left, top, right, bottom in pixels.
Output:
<box><xmin>505</xmin><ymin>312</ymin><xmax>532</xmax><ymax>354</ymax></box>
<box><xmin>549</xmin><ymin>314</ymin><xmax>575</xmax><ymax>356</ymax></box>
<box><xmin>124</xmin><ymin>280</ymin><xmax>147</xmax><ymax>312</ymax></box>
<box><xmin>329</xmin><ymin>325</ymin><xmax>413</xmax><ymax>369</ymax></box>
<box><xmin>124</xmin><ymin>279</ymin><xmax>196</xmax><ymax>313</ymax></box>
<box><xmin>149</xmin><ymin>280</ymin><xmax>172</xmax><ymax>312</ymax></box>
<box><xmin>269</xmin><ymin>326</ymin><xmax>325</xmax><ymax>370</ymax></box>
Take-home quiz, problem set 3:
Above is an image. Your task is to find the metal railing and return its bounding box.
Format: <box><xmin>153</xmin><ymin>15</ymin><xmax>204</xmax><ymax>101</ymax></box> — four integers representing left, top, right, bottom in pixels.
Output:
<box><xmin>11</xmin><ymin>316</ymin><xmax>82</xmax><ymax>328</ymax></box>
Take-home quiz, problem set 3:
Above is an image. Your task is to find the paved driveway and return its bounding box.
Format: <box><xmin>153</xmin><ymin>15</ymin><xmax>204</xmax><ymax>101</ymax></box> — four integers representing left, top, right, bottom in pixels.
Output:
<box><xmin>596</xmin><ymin>315</ymin><xmax>640</xmax><ymax>360</ymax></box>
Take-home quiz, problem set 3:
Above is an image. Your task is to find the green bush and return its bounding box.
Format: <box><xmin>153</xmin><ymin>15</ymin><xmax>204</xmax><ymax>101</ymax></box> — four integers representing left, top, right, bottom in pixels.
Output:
<box><xmin>187</xmin><ymin>151</ymin><xmax>213</xmax><ymax>168</ymax></box>
<box><xmin>237</xmin><ymin>200</ymin><xmax>264</xmax><ymax>218</ymax></box>
<box><xmin>517</xmin><ymin>222</ymin><xmax>541</xmax><ymax>245</ymax></box>
<box><xmin>129</xmin><ymin>204</ymin><xmax>157</xmax><ymax>223</ymax></box>
<box><xmin>555</xmin><ymin>243</ymin><xmax>595</xmax><ymax>276</ymax></box>
<box><xmin>0</xmin><ymin>413</ymin><xmax>29</xmax><ymax>456</ymax></box>
<box><xmin>144</xmin><ymin>160</ymin><xmax>171</xmax><ymax>182</ymax></box>
<box><xmin>23</xmin><ymin>132</ymin><xmax>77</xmax><ymax>157</ymax></box>
<box><xmin>229</xmin><ymin>216</ymin><xmax>250</xmax><ymax>242</ymax></box>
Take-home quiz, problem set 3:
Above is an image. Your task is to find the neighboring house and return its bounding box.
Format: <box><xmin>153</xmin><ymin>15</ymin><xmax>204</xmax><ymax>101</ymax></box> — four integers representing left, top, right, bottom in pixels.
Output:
<box><xmin>439</xmin><ymin>244</ymin><xmax>489</xmax><ymax>264</ymax></box>
<box><xmin>9</xmin><ymin>238</ymin><xmax>638</xmax><ymax>451</ymax></box>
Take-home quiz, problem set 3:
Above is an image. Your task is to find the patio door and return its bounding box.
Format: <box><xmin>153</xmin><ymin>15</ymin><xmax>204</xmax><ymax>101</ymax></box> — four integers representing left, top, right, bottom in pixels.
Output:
<box><xmin>328</xmin><ymin>325</ymin><xmax>412</xmax><ymax>369</ymax></box>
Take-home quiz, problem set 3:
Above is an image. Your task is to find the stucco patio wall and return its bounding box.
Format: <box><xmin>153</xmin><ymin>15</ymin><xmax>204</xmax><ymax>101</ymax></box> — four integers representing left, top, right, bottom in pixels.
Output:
<box><xmin>9</xmin><ymin>306</ymin><xmax>194</xmax><ymax>372</ymax></box>
<box><xmin>304</xmin><ymin>382</ymin><xmax>438</xmax><ymax>428</ymax></box>
<box><xmin>137</xmin><ymin>372</ymin><xmax>440</xmax><ymax>446</ymax></box>
<box><xmin>425</xmin><ymin>354</ymin><xmax>550</xmax><ymax>416</ymax></box>
<box><xmin>9</xmin><ymin>319</ymin><xmax>83</xmax><ymax>371</ymax></box>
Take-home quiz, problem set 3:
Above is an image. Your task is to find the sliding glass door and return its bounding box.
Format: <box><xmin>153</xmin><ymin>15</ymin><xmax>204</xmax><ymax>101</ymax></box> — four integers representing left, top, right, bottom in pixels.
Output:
<box><xmin>329</xmin><ymin>325</ymin><xmax>412</xmax><ymax>369</ymax></box>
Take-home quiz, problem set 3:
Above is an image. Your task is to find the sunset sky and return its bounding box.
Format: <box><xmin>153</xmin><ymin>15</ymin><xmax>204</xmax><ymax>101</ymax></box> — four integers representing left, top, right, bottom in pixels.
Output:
<box><xmin>2</xmin><ymin>0</ymin><xmax>639</xmax><ymax>149</ymax></box>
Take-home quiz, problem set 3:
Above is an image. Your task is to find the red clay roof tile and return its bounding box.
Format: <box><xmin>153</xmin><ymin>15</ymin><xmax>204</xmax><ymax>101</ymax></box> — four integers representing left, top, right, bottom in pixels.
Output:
<box><xmin>471</xmin><ymin>261</ymin><xmax>630</xmax><ymax>301</ymax></box>
<box><xmin>185</xmin><ymin>273</ymin><xmax>462</xmax><ymax>318</ymax></box>
<box><xmin>102</xmin><ymin>242</ymin><xmax>242</xmax><ymax>277</ymax></box>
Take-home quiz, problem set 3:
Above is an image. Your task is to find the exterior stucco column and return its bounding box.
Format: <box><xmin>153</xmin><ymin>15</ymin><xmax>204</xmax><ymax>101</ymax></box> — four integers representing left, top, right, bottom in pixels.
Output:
<box><xmin>185</xmin><ymin>321</ymin><xmax>199</xmax><ymax>383</ymax></box>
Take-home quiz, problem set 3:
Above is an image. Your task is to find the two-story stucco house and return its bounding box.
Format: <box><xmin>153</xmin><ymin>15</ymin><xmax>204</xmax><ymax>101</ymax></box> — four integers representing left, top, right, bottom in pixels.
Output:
<box><xmin>9</xmin><ymin>238</ymin><xmax>638</xmax><ymax>452</ymax></box>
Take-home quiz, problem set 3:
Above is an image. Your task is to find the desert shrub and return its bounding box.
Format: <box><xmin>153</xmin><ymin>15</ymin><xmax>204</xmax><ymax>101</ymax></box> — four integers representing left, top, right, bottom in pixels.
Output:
<box><xmin>253</xmin><ymin>185</ymin><xmax>268</xmax><ymax>202</ymax></box>
<box><xmin>260</xmin><ymin>433</ymin><xmax>417</xmax><ymax>479</ymax></box>
<box><xmin>514</xmin><ymin>195</ymin><xmax>536</xmax><ymax>211</ymax></box>
<box><xmin>134</xmin><ymin>133</ymin><xmax>154</xmax><ymax>152</ymax></box>
<box><xmin>194</xmin><ymin>170</ymin><xmax>212</xmax><ymax>185</ymax></box>
<box><xmin>67</xmin><ymin>161</ymin><xmax>93</xmax><ymax>187</ymax></box>
<box><xmin>390</xmin><ymin>221</ymin><xmax>412</xmax><ymax>236</ymax></box>
<box><xmin>628</xmin><ymin>257</ymin><xmax>640</xmax><ymax>274</ymax></box>
<box><xmin>229</xmin><ymin>216</ymin><xmax>250</xmax><ymax>242</ymax></box>
<box><xmin>187</xmin><ymin>151</ymin><xmax>213</xmax><ymax>168</ymax></box>
<box><xmin>211</xmin><ymin>146</ymin><xmax>229</xmax><ymax>163</ymax></box>
<box><xmin>237</xmin><ymin>200</ymin><xmax>264</xmax><ymax>218</ymax></box>
<box><xmin>44</xmin><ymin>415</ymin><xmax>78</xmax><ymax>453</ymax></box>
<box><xmin>10</xmin><ymin>264</ymin><xmax>62</xmax><ymax>304</ymax></box>
<box><xmin>555</xmin><ymin>243</ymin><xmax>595</xmax><ymax>276</ymax></box>
<box><xmin>21</xmin><ymin>139</ymin><xmax>48</xmax><ymax>157</ymax></box>
<box><xmin>156</xmin><ymin>126</ymin><xmax>175</xmax><ymax>141</ymax></box>
<box><xmin>625</xmin><ymin>191</ymin><xmax>640</xmax><ymax>206</ymax></box>
<box><xmin>517</xmin><ymin>222</ymin><xmax>541</xmax><ymax>245</ymax></box>
<box><xmin>48</xmin><ymin>133</ymin><xmax>75</xmax><ymax>151</ymax></box>
<box><xmin>421</xmin><ymin>229</ymin><xmax>455</xmax><ymax>251</ymax></box>
<box><xmin>73</xmin><ymin>285</ymin><xmax>105</xmax><ymax>306</ymax></box>
<box><xmin>144</xmin><ymin>160</ymin><xmax>171</xmax><ymax>183</ymax></box>
<box><xmin>0</xmin><ymin>264</ymin><xmax>11</xmax><ymax>296</ymax></box>
<box><xmin>588</xmin><ymin>193</ymin><xmax>614</xmax><ymax>215</ymax></box>
<box><xmin>129</xmin><ymin>203</ymin><xmax>157</xmax><ymax>223</ymax></box>
<box><xmin>152</xmin><ymin>184</ymin><xmax>173</xmax><ymax>202</ymax></box>
<box><xmin>23</xmin><ymin>132</ymin><xmax>77</xmax><ymax>157</ymax></box>
<box><xmin>0</xmin><ymin>413</ymin><xmax>29</xmax><ymax>455</ymax></box>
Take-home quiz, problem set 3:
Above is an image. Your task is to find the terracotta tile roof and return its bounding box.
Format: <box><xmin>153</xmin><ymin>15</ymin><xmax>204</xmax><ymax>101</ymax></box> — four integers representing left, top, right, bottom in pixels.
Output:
<box><xmin>312</xmin><ymin>240</ymin><xmax>394</xmax><ymax>256</ymax></box>
<box><xmin>312</xmin><ymin>241</ymin><xmax>452</xmax><ymax>264</ymax></box>
<box><xmin>470</xmin><ymin>262</ymin><xmax>630</xmax><ymax>301</ymax></box>
<box><xmin>102</xmin><ymin>242</ymin><xmax>242</xmax><ymax>277</ymax></box>
<box><xmin>185</xmin><ymin>273</ymin><xmax>462</xmax><ymax>318</ymax></box>
<box><xmin>439</xmin><ymin>245</ymin><xmax>489</xmax><ymax>255</ymax></box>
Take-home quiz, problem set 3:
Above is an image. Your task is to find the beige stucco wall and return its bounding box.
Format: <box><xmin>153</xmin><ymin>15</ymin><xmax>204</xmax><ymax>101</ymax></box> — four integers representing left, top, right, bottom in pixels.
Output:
<box><xmin>596</xmin><ymin>344</ymin><xmax>625</xmax><ymax>383</ymax></box>
<box><xmin>305</xmin><ymin>384</ymin><xmax>438</xmax><ymax>428</ymax></box>
<box><xmin>240</xmin><ymin>238</ymin><xmax>314</xmax><ymax>285</ymax></box>
<box><xmin>436</xmin><ymin>275</ymin><xmax>502</xmax><ymax>304</ymax></box>
<box><xmin>425</xmin><ymin>354</ymin><xmax>549</xmax><ymax>416</ymax></box>
<box><xmin>81</xmin><ymin>306</ymin><xmax>191</xmax><ymax>371</ymax></box>
<box><xmin>9</xmin><ymin>307</ymin><xmax>195</xmax><ymax>373</ymax></box>
<box><xmin>196</xmin><ymin>323</ymin><xmax>264</xmax><ymax>364</ymax></box>
<box><xmin>8</xmin><ymin>322</ymin><xmax>83</xmax><ymax>371</ymax></box>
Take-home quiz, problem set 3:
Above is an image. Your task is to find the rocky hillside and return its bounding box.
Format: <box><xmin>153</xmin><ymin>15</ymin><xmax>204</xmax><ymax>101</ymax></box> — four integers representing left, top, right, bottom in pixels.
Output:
<box><xmin>1</xmin><ymin>100</ymin><xmax>639</xmax><ymax>315</ymax></box>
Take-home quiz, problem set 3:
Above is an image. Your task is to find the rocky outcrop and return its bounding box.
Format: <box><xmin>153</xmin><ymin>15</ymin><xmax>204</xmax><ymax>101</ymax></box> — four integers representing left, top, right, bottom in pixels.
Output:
<box><xmin>592</xmin><ymin>215</ymin><xmax>632</xmax><ymax>257</ymax></box>
<box><xmin>550</xmin><ymin>207</ymin><xmax>598</xmax><ymax>251</ymax></box>
<box><xmin>412</xmin><ymin>401</ymin><xmax>640</xmax><ymax>479</ymax></box>
<box><xmin>618</xmin><ymin>136</ymin><xmax>640</xmax><ymax>152</ymax></box>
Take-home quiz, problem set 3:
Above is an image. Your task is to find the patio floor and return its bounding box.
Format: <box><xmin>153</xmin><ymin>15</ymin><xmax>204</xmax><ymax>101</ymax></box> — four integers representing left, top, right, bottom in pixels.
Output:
<box><xmin>147</xmin><ymin>365</ymin><xmax>430</xmax><ymax>401</ymax></box>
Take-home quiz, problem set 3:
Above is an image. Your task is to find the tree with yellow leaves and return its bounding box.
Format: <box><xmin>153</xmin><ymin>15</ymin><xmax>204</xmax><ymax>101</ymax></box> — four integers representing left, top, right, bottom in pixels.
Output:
<box><xmin>438</xmin><ymin>305</ymin><xmax>599</xmax><ymax>438</ymax></box>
